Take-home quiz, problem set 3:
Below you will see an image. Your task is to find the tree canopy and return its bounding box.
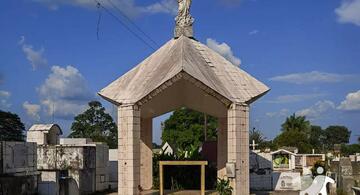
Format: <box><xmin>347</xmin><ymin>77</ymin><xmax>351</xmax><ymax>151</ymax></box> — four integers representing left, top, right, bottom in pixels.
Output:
<box><xmin>281</xmin><ymin>113</ymin><xmax>311</xmax><ymax>133</ymax></box>
<box><xmin>273</xmin><ymin>129</ymin><xmax>312</xmax><ymax>153</ymax></box>
<box><xmin>273</xmin><ymin>114</ymin><xmax>352</xmax><ymax>153</ymax></box>
<box><xmin>69</xmin><ymin>101</ymin><xmax>117</xmax><ymax>148</ymax></box>
<box><xmin>0</xmin><ymin>110</ymin><xmax>25</xmax><ymax>141</ymax></box>
<box><xmin>249</xmin><ymin>127</ymin><xmax>266</xmax><ymax>145</ymax></box>
<box><xmin>249</xmin><ymin>127</ymin><xmax>276</xmax><ymax>150</ymax></box>
<box><xmin>161</xmin><ymin>107</ymin><xmax>217</xmax><ymax>150</ymax></box>
<box><xmin>323</xmin><ymin>125</ymin><xmax>351</xmax><ymax>150</ymax></box>
<box><xmin>274</xmin><ymin>114</ymin><xmax>313</xmax><ymax>153</ymax></box>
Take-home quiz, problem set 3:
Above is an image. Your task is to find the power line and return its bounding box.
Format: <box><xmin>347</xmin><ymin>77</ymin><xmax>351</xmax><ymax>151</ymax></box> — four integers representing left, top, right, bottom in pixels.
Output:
<box><xmin>94</xmin><ymin>0</ymin><xmax>157</xmax><ymax>51</ymax></box>
<box><xmin>105</xmin><ymin>0</ymin><xmax>159</xmax><ymax>47</ymax></box>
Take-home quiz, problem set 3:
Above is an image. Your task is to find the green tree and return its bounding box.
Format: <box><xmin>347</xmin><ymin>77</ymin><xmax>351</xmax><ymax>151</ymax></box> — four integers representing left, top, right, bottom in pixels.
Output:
<box><xmin>69</xmin><ymin>101</ymin><xmax>117</xmax><ymax>148</ymax></box>
<box><xmin>0</xmin><ymin>110</ymin><xmax>25</xmax><ymax>141</ymax></box>
<box><xmin>341</xmin><ymin>144</ymin><xmax>360</xmax><ymax>156</ymax></box>
<box><xmin>249</xmin><ymin>127</ymin><xmax>266</xmax><ymax>145</ymax></box>
<box><xmin>161</xmin><ymin>107</ymin><xmax>217</xmax><ymax>150</ymax></box>
<box><xmin>273</xmin><ymin>130</ymin><xmax>312</xmax><ymax>153</ymax></box>
<box><xmin>274</xmin><ymin>114</ymin><xmax>312</xmax><ymax>153</ymax></box>
<box><xmin>309</xmin><ymin>125</ymin><xmax>325</xmax><ymax>152</ymax></box>
<box><xmin>249</xmin><ymin>127</ymin><xmax>274</xmax><ymax>150</ymax></box>
<box><xmin>324</xmin><ymin>125</ymin><xmax>351</xmax><ymax>150</ymax></box>
<box><xmin>281</xmin><ymin>113</ymin><xmax>311</xmax><ymax>133</ymax></box>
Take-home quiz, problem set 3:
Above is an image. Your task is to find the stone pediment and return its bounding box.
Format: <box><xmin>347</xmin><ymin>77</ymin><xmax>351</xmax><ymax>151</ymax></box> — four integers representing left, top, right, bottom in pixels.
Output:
<box><xmin>99</xmin><ymin>36</ymin><xmax>269</xmax><ymax>106</ymax></box>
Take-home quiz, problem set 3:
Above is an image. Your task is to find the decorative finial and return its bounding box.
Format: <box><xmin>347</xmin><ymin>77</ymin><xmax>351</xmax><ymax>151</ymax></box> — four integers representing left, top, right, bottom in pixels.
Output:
<box><xmin>175</xmin><ymin>0</ymin><xmax>194</xmax><ymax>38</ymax></box>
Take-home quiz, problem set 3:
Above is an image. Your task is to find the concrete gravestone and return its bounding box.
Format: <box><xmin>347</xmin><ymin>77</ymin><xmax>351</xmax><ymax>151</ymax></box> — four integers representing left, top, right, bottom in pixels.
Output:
<box><xmin>272</xmin><ymin>172</ymin><xmax>301</xmax><ymax>191</ymax></box>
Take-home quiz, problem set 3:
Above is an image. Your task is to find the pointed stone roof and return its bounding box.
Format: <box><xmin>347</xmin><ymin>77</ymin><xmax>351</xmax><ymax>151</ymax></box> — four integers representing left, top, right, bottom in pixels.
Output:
<box><xmin>99</xmin><ymin>36</ymin><xmax>269</xmax><ymax>105</ymax></box>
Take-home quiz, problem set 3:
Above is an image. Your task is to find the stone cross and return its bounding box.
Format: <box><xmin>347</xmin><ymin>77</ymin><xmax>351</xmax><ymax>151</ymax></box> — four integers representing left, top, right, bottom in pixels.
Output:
<box><xmin>250</xmin><ymin>139</ymin><xmax>258</xmax><ymax>151</ymax></box>
<box><xmin>175</xmin><ymin>0</ymin><xmax>194</xmax><ymax>38</ymax></box>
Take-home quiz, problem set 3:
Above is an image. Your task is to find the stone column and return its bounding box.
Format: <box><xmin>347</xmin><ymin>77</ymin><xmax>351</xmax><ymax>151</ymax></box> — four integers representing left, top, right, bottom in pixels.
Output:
<box><xmin>118</xmin><ymin>105</ymin><xmax>141</xmax><ymax>195</ymax></box>
<box><xmin>227</xmin><ymin>103</ymin><xmax>249</xmax><ymax>195</ymax></box>
<box><xmin>140</xmin><ymin>118</ymin><xmax>153</xmax><ymax>190</ymax></box>
<box><xmin>217</xmin><ymin>117</ymin><xmax>227</xmax><ymax>178</ymax></box>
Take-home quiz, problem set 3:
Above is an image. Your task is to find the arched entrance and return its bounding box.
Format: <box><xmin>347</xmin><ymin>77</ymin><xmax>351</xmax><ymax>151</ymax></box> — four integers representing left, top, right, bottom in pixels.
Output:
<box><xmin>99</xmin><ymin>35</ymin><xmax>269</xmax><ymax>194</ymax></box>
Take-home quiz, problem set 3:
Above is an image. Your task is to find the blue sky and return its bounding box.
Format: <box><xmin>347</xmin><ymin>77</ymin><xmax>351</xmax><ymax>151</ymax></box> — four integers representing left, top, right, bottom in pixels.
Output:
<box><xmin>1</xmin><ymin>0</ymin><xmax>360</xmax><ymax>144</ymax></box>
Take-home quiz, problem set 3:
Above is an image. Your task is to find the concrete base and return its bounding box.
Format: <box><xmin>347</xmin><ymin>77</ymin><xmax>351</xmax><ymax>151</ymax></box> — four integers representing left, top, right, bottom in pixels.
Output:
<box><xmin>174</xmin><ymin>26</ymin><xmax>193</xmax><ymax>38</ymax></box>
<box><xmin>269</xmin><ymin>191</ymin><xmax>299</xmax><ymax>195</ymax></box>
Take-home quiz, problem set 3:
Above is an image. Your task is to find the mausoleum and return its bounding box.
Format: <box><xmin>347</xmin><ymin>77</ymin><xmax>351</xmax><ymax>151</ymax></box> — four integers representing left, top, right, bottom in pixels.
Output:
<box><xmin>99</xmin><ymin>1</ymin><xmax>269</xmax><ymax>194</ymax></box>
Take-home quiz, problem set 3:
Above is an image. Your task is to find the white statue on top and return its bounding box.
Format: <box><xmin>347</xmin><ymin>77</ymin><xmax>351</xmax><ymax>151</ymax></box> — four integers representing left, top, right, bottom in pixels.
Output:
<box><xmin>176</xmin><ymin>0</ymin><xmax>194</xmax><ymax>27</ymax></box>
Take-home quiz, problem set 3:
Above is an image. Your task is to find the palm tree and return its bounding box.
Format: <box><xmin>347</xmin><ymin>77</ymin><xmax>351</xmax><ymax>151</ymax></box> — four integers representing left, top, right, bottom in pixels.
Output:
<box><xmin>281</xmin><ymin>113</ymin><xmax>311</xmax><ymax>133</ymax></box>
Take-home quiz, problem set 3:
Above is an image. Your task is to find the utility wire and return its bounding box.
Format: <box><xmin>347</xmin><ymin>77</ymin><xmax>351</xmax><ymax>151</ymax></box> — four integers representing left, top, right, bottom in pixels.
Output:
<box><xmin>94</xmin><ymin>0</ymin><xmax>157</xmax><ymax>51</ymax></box>
<box><xmin>106</xmin><ymin>0</ymin><xmax>159</xmax><ymax>47</ymax></box>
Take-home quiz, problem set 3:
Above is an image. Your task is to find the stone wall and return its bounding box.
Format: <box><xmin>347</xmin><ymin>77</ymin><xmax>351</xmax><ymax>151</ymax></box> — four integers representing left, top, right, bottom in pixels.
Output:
<box><xmin>108</xmin><ymin>149</ymin><xmax>118</xmax><ymax>189</ymax></box>
<box><xmin>249</xmin><ymin>151</ymin><xmax>273</xmax><ymax>191</ymax></box>
<box><xmin>0</xmin><ymin>141</ymin><xmax>37</xmax><ymax>175</ymax></box>
<box><xmin>37</xmin><ymin>145</ymin><xmax>97</xmax><ymax>195</ymax></box>
<box><xmin>95</xmin><ymin>143</ymin><xmax>109</xmax><ymax>191</ymax></box>
<box><xmin>37</xmin><ymin>146</ymin><xmax>96</xmax><ymax>170</ymax></box>
<box><xmin>0</xmin><ymin>141</ymin><xmax>38</xmax><ymax>195</ymax></box>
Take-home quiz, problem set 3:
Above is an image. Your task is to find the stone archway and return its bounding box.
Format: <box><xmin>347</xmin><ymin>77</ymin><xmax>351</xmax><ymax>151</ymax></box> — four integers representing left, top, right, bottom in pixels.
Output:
<box><xmin>99</xmin><ymin>36</ymin><xmax>269</xmax><ymax>195</ymax></box>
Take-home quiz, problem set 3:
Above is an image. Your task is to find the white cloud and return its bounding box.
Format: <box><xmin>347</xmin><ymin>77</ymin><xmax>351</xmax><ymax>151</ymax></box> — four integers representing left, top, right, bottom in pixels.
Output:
<box><xmin>296</xmin><ymin>100</ymin><xmax>335</xmax><ymax>119</ymax></box>
<box><xmin>39</xmin><ymin>65</ymin><xmax>93</xmax><ymax>119</ymax></box>
<box><xmin>337</xmin><ymin>90</ymin><xmax>360</xmax><ymax>111</ymax></box>
<box><xmin>335</xmin><ymin>0</ymin><xmax>360</xmax><ymax>26</ymax></box>
<box><xmin>33</xmin><ymin>0</ymin><xmax>177</xmax><ymax>17</ymax></box>
<box><xmin>269</xmin><ymin>71</ymin><xmax>355</xmax><ymax>84</ymax></box>
<box><xmin>19</xmin><ymin>36</ymin><xmax>48</xmax><ymax>70</ymax></box>
<box><xmin>249</xmin><ymin>30</ymin><xmax>259</xmax><ymax>35</ymax></box>
<box><xmin>0</xmin><ymin>90</ymin><xmax>11</xmax><ymax>110</ymax></box>
<box><xmin>206</xmin><ymin>38</ymin><xmax>241</xmax><ymax>67</ymax></box>
<box><xmin>0</xmin><ymin>90</ymin><xmax>10</xmax><ymax>98</ymax></box>
<box><xmin>23</xmin><ymin>101</ymin><xmax>41</xmax><ymax>121</ymax></box>
<box><xmin>268</xmin><ymin>93</ymin><xmax>325</xmax><ymax>104</ymax></box>
<box><xmin>142</xmin><ymin>0</ymin><xmax>177</xmax><ymax>15</ymax></box>
<box><xmin>266</xmin><ymin>108</ymin><xmax>289</xmax><ymax>118</ymax></box>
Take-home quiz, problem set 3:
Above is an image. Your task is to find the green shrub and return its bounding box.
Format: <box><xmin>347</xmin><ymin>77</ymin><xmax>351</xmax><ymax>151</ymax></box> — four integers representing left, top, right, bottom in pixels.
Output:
<box><xmin>152</xmin><ymin>145</ymin><xmax>217</xmax><ymax>190</ymax></box>
<box><xmin>216</xmin><ymin>178</ymin><xmax>233</xmax><ymax>195</ymax></box>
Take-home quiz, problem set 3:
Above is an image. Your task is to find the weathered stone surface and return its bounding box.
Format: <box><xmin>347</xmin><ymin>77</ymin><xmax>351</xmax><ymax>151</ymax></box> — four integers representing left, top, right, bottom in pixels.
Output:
<box><xmin>37</xmin><ymin>139</ymin><xmax>109</xmax><ymax>195</ymax></box>
<box><xmin>174</xmin><ymin>26</ymin><xmax>193</xmax><ymax>38</ymax></box>
<box><xmin>140</xmin><ymin>118</ymin><xmax>153</xmax><ymax>190</ymax></box>
<box><xmin>98</xmin><ymin>36</ymin><xmax>269</xmax><ymax>107</ymax></box>
<box><xmin>227</xmin><ymin>104</ymin><xmax>250</xmax><ymax>195</ymax></box>
<box><xmin>0</xmin><ymin>141</ymin><xmax>38</xmax><ymax>195</ymax></box>
<box><xmin>27</xmin><ymin>124</ymin><xmax>62</xmax><ymax>145</ymax></box>
<box><xmin>60</xmin><ymin>138</ymin><xmax>92</xmax><ymax>145</ymax></box>
<box><xmin>109</xmin><ymin>149</ymin><xmax>118</xmax><ymax>189</ymax></box>
<box><xmin>37</xmin><ymin>145</ymin><xmax>96</xmax><ymax>170</ymax></box>
<box><xmin>0</xmin><ymin>141</ymin><xmax>37</xmax><ymax>175</ymax></box>
<box><xmin>272</xmin><ymin>172</ymin><xmax>301</xmax><ymax>191</ymax></box>
<box><xmin>217</xmin><ymin>117</ymin><xmax>227</xmax><ymax>178</ymax></box>
<box><xmin>118</xmin><ymin>105</ymin><xmax>141</xmax><ymax>195</ymax></box>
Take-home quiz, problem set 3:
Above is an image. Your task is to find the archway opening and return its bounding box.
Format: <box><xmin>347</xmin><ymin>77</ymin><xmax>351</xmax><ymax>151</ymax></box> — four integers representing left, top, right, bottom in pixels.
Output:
<box><xmin>137</xmin><ymin>76</ymin><xmax>230</xmax><ymax>192</ymax></box>
<box><xmin>152</xmin><ymin>107</ymin><xmax>219</xmax><ymax>191</ymax></box>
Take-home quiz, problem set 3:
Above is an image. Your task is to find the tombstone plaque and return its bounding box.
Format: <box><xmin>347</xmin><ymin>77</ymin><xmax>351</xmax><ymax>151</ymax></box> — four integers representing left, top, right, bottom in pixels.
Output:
<box><xmin>272</xmin><ymin>172</ymin><xmax>301</xmax><ymax>191</ymax></box>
